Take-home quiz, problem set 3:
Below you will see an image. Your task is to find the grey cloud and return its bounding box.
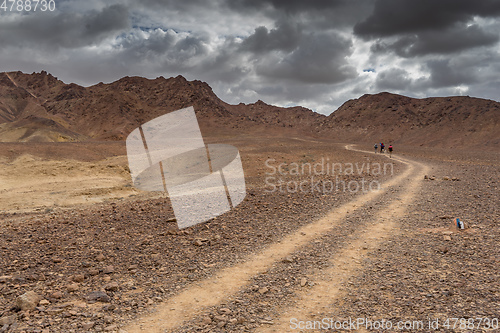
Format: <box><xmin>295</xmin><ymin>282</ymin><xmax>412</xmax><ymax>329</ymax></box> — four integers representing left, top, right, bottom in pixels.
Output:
<box><xmin>371</xmin><ymin>24</ymin><xmax>499</xmax><ymax>57</ymax></box>
<box><xmin>252</xmin><ymin>32</ymin><xmax>357</xmax><ymax>84</ymax></box>
<box><xmin>406</xmin><ymin>25</ymin><xmax>499</xmax><ymax>56</ymax></box>
<box><xmin>425</xmin><ymin>59</ymin><xmax>479</xmax><ymax>88</ymax></box>
<box><xmin>240</xmin><ymin>22</ymin><xmax>302</xmax><ymax>53</ymax></box>
<box><xmin>127</xmin><ymin>0</ymin><xmax>209</xmax><ymax>11</ymax></box>
<box><xmin>171</xmin><ymin>35</ymin><xmax>210</xmax><ymax>61</ymax></box>
<box><xmin>222</xmin><ymin>76</ymin><xmax>343</xmax><ymax>113</ymax></box>
<box><xmin>116</xmin><ymin>29</ymin><xmax>210</xmax><ymax>70</ymax></box>
<box><xmin>227</xmin><ymin>0</ymin><xmax>344</xmax><ymax>14</ymax></box>
<box><xmin>375</xmin><ymin>58</ymin><xmax>481</xmax><ymax>93</ymax></box>
<box><xmin>468</xmin><ymin>80</ymin><xmax>500</xmax><ymax>101</ymax></box>
<box><xmin>354</xmin><ymin>0</ymin><xmax>500</xmax><ymax>38</ymax></box>
<box><xmin>357</xmin><ymin>0</ymin><xmax>500</xmax><ymax>59</ymax></box>
<box><xmin>119</xmin><ymin>29</ymin><xmax>177</xmax><ymax>55</ymax></box>
<box><xmin>226</xmin><ymin>0</ymin><xmax>374</xmax><ymax>31</ymax></box>
<box><xmin>85</xmin><ymin>4</ymin><xmax>129</xmax><ymax>37</ymax></box>
<box><xmin>1</xmin><ymin>0</ymin><xmax>500</xmax><ymax>115</ymax></box>
<box><xmin>199</xmin><ymin>39</ymin><xmax>250</xmax><ymax>83</ymax></box>
<box><xmin>372</xmin><ymin>48</ymin><xmax>497</xmax><ymax>96</ymax></box>
<box><xmin>375</xmin><ymin>68</ymin><xmax>413</xmax><ymax>91</ymax></box>
<box><xmin>0</xmin><ymin>4</ymin><xmax>129</xmax><ymax>49</ymax></box>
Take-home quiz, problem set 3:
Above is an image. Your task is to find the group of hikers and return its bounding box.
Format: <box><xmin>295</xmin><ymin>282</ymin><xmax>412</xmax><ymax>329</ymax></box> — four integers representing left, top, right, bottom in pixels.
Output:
<box><xmin>374</xmin><ymin>142</ymin><xmax>393</xmax><ymax>157</ymax></box>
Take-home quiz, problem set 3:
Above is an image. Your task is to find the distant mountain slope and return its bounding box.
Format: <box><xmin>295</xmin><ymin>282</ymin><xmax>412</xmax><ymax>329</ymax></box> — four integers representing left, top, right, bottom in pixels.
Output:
<box><xmin>322</xmin><ymin>92</ymin><xmax>500</xmax><ymax>148</ymax></box>
<box><xmin>1</xmin><ymin>71</ymin><xmax>499</xmax><ymax>148</ymax></box>
<box><xmin>0</xmin><ymin>72</ymin><xmax>46</xmax><ymax>123</ymax></box>
<box><xmin>0</xmin><ymin>71</ymin><xmax>323</xmax><ymax>141</ymax></box>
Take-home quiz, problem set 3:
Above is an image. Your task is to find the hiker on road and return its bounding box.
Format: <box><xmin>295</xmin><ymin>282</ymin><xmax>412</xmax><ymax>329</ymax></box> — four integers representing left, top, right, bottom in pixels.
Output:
<box><xmin>388</xmin><ymin>144</ymin><xmax>393</xmax><ymax>158</ymax></box>
<box><xmin>374</xmin><ymin>143</ymin><xmax>378</xmax><ymax>153</ymax></box>
<box><xmin>380</xmin><ymin>142</ymin><xmax>385</xmax><ymax>153</ymax></box>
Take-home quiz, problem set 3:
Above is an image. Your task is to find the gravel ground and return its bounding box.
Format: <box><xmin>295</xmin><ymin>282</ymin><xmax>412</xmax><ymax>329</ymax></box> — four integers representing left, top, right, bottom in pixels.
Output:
<box><xmin>326</xmin><ymin>149</ymin><xmax>500</xmax><ymax>333</ymax></box>
<box><xmin>0</xmin><ymin>139</ymin><xmax>394</xmax><ymax>332</ymax></box>
<box><xmin>0</xmin><ymin>141</ymin><xmax>497</xmax><ymax>333</ymax></box>
<box><xmin>170</xmin><ymin>147</ymin><xmax>499</xmax><ymax>333</ymax></box>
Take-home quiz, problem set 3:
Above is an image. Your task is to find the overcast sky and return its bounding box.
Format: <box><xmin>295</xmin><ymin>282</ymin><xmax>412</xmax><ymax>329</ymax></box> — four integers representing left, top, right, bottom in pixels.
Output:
<box><xmin>1</xmin><ymin>0</ymin><xmax>499</xmax><ymax>114</ymax></box>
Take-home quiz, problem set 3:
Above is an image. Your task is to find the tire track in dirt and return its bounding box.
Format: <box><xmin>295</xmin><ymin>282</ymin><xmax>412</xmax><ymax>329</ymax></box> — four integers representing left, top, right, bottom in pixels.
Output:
<box><xmin>123</xmin><ymin>145</ymin><xmax>418</xmax><ymax>333</ymax></box>
<box><xmin>257</xmin><ymin>148</ymin><xmax>429</xmax><ymax>333</ymax></box>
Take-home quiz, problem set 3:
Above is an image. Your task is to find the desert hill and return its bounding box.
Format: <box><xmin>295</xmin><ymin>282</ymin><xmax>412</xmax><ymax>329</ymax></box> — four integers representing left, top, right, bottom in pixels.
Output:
<box><xmin>1</xmin><ymin>71</ymin><xmax>499</xmax><ymax>148</ymax></box>
<box><xmin>323</xmin><ymin>92</ymin><xmax>500</xmax><ymax>148</ymax></box>
<box><xmin>0</xmin><ymin>71</ymin><xmax>323</xmax><ymax>141</ymax></box>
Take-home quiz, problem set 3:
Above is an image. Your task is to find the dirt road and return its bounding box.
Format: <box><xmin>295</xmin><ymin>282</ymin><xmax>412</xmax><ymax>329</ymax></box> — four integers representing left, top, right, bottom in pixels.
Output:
<box><xmin>123</xmin><ymin>145</ymin><xmax>429</xmax><ymax>332</ymax></box>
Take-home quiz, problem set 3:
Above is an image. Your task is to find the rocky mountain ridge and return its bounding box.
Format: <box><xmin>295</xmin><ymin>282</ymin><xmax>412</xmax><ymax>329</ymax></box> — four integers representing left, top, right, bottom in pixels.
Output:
<box><xmin>0</xmin><ymin>71</ymin><xmax>324</xmax><ymax>142</ymax></box>
<box><xmin>325</xmin><ymin>92</ymin><xmax>500</xmax><ymax>147</ymax></box>
<box><xmin>1</xmin><ymin>71</ymin><xmax>499</xmax><ymax>148</ymax></box>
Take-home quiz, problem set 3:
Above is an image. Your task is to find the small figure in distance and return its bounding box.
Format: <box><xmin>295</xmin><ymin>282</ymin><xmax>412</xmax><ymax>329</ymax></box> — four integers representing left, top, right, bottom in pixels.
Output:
<box><xmin>388</xmin><ymin>144</ymin><xmax>393</xmax><ymax>158</ymax></box>
<box><xmin>374</xmin><ymin>143</ymin><xmax>378</xmax><ymax>153</ymax></box>
<box><xmin>380</xmin><ymin>142</ymin><xmax>385</xmax><ymax>153</ymax></box>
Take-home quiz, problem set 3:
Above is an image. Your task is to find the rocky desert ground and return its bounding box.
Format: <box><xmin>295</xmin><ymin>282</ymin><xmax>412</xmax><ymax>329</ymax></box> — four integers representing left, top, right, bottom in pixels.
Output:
<box><xmin>0</xmin><ymin>69</ymin><xmax>499</xmax><ymax>333</ymax></box>
<box><xmin>0</xmin><ymin>136</ymin><xmax>498</xmax><ymax>333</ymax></box>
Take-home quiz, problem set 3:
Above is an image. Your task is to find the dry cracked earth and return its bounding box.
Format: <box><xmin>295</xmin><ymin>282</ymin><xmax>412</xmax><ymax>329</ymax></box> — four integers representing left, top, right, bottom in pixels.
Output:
<box><xmin>0</xmin><ymin>138</ymin><xmax>499</xmax><ymax>333</ymax></box>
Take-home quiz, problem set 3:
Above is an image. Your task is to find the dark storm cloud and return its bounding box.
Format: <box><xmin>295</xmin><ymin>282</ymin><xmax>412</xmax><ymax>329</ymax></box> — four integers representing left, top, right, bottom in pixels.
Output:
<box><xmin>227</xmin><ymin>0</ymin><xmax>344</xmax><ymax>13</ymax></box>
<box><xmin>226</xmin><ymin>0</ymin><xmax>374</xmax><ymax>29</ymax></box>
<box><xmin>128</xmin><ymin>0</ymin><xmax>206</xmax><ymax>9</ymax></box>
<box><xmin>117</xmin><ymin>28</ymin><xmax>210</xmax><ymax>69</ymax></box>
<box><xmin>253</xmin><ymin>32</ymin><xmax>357</xmax><ymax>84</ymax></box>
<box><xmin>225</xmin><ymin>76</ymin><xmax>343</xmax><ymax>109</ymax></box>
<box><xmin>425</xmin><ymin>59</ymin><xmax>479</xmax><ymax>88</ymax></box>
<box><xmin>375</xmin><ymin>68</ymin><xmax>413</xmax><ymax>91</ymax></box>
<box><xmin>375</xmin><ymin>56</ymin><xmax>485</xmax><ymax>93</ymax></box>
<box><xmin>240</xmin><ymin>22</ymin><xmax>302</xmax><ymax>53</ymax></box>
<box><xmin>354</xmin><ymin>0</ymin><xmax>500</xmax><ymax>37</ymax></box>
<box><xmin>371</xmin><ymin>24</ymin><xmax>499</xmax><ymax>57</ymax></box>
<box><xmin>355</xmin><ymin>0</ymin><xmax>500</xmax><ymax>60</ymax></box>
<box><xmin>85</xmin><ymin>5</ymin><xmax>129</xmax><ymax>36</ymax></box>
<box><xmin>468</xmin><ymin>80</ymin><xmax>500</xmax><ymax>101</ymax></box>
<box><xmin>0</xmin><ymin>4</ymin><xmax>129</xmax><ymax>49</ymax></box>
<box><xmin>199</xmin><ymin>38</ymin><xmax>250</xmax><ymax>83</ymax></box>
<box><xmin>1</xmin><ymin>0</ymin><xmax>499</xmax><ymax>114</ymax></box>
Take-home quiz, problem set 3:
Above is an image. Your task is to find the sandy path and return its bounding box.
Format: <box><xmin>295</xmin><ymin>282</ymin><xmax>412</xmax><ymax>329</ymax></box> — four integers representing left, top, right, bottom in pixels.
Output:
<box><xmin>123</xmin><ymin>145</ymin><xmax>425</xmax><ymax>333</ymax></box>
<box><xmin>256</xmin><ymin>150</ymin><xmax>429</xmax><ymax>332</ymax></box>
